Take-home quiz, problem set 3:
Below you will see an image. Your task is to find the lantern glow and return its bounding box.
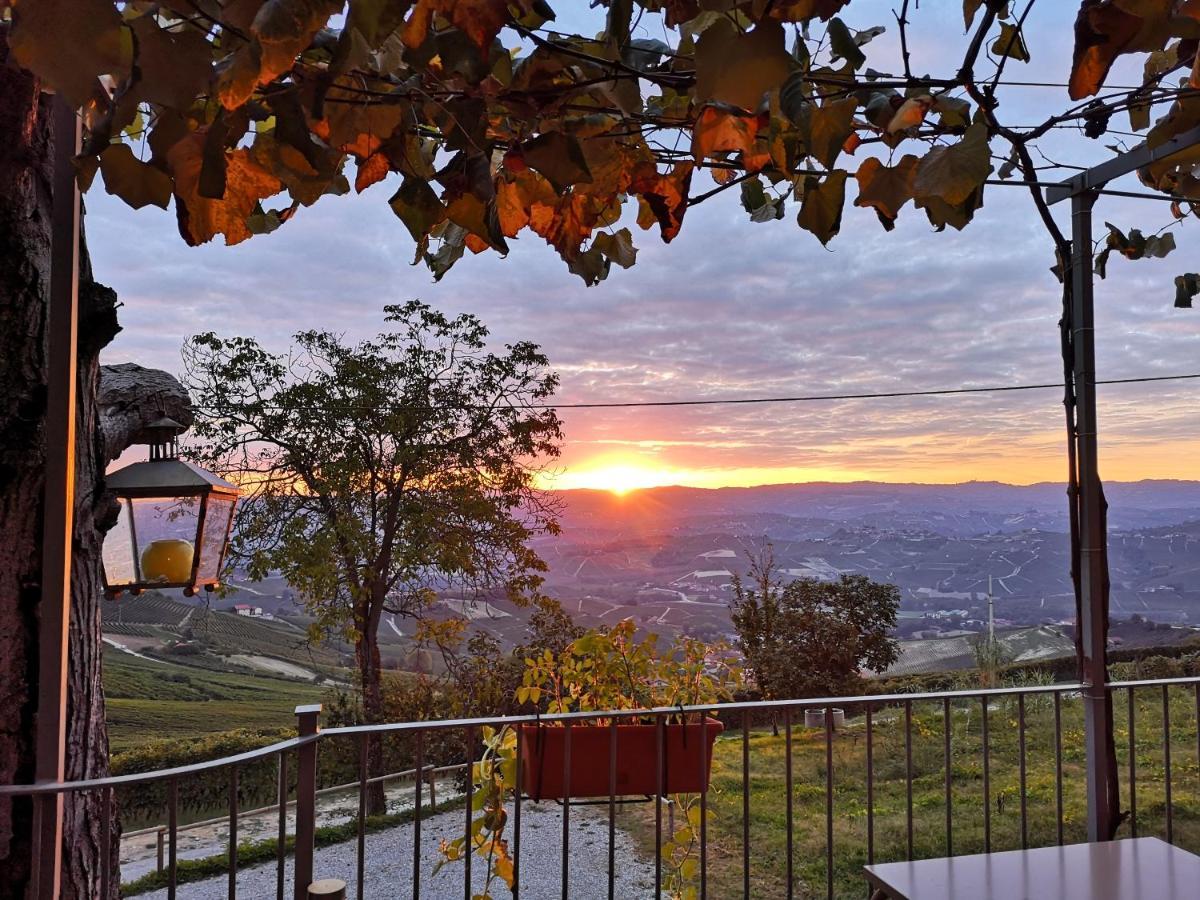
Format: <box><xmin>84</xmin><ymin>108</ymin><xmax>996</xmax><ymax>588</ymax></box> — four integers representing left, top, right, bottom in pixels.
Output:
<box><xmin>102</xmin><ymin>418</ymin><xmax>239</xmax><ymax>598</ymax></box>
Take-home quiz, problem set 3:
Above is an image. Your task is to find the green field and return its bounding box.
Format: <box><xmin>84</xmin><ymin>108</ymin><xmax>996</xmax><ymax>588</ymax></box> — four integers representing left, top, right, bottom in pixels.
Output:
<box><xmin>626</xmin><ymin>684</ymin><xmax>1200</xmax><ymax>899</ymax></box>
<box><xmin>104</xmin><ymin>649</ymin><xmax>324</xmax><ymax>753</ymax></box>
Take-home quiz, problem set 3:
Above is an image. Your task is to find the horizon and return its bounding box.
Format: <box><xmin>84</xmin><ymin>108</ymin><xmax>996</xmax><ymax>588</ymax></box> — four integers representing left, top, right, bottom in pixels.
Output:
<box><xmin>544</xmin><ymin>475</ymin><xmax>1200</xmax><ymax>496</ymax></box>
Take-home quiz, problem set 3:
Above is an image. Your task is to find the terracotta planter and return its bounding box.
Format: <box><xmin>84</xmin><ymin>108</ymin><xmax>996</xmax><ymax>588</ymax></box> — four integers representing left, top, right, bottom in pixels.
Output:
<box><xmin>519</xmin><ymin>717</ymin><xmax>724</xmax><ymax>800</ymax></box>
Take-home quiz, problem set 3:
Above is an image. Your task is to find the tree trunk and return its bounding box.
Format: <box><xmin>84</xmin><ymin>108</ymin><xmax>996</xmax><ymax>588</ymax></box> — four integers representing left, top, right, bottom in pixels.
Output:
<box><xmin>356</xmin><ymin>596</ymin><xmax>388</xmax><ymax>815</ymax></box>
<box><xmin>0</xmin><ymin>31</ymin><xmax>194</xmax><ymax>897</ymax></box>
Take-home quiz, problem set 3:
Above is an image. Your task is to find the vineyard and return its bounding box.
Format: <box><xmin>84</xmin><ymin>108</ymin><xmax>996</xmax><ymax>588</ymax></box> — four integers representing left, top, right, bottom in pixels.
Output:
<box><xmin>101</xmin><ymin>592</ymin><xmax>345</xmax><ymax>670</ymax></box>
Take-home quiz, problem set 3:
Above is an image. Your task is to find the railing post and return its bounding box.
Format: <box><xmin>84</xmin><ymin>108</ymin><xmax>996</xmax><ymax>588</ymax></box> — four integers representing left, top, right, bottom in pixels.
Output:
<box><xmin>1071</xmin><ymin>190</ymin><xmax>1117</xmax><ymax>842</ymax></box>
<box><xmin>294</xmin><ymin>704</ymin><xmax>322</xmax><ymax>900</ymax></box>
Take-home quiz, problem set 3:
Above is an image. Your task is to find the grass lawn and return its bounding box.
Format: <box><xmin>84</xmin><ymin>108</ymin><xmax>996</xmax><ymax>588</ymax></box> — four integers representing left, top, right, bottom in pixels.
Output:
<box><xmin>105</xmin><ymin>648</ymin><xmax>325</xmax><ymax>753</ymax></box>
<box><xmin>624</xmin><ymin>685</ymin><xmax>1200</xmax><ymax>898</ymax></box>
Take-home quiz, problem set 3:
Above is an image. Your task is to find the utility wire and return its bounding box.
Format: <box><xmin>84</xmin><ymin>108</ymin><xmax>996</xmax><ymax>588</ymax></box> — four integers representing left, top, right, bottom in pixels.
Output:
<box><xmin>205</xmin><ymin>372</ymin><xmax>1200</xmax><ymax>413</ymax></box>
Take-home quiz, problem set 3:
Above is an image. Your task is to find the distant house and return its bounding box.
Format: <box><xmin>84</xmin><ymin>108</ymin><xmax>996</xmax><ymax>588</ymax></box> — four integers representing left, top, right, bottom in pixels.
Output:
<box><xmin>232</xmin><ymin>603</ymin><xmax>263</xmax><ymax>617</ymax></box>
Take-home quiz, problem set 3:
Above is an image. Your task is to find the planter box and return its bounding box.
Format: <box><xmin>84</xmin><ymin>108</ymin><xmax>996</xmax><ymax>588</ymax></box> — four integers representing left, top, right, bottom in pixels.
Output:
<box><xmin>519</xmin><ymin>717</ymin><xmax>724</xmax><ymax>800</ymax></box>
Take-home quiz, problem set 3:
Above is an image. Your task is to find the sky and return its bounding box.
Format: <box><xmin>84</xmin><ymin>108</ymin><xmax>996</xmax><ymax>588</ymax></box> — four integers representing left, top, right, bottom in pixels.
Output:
<box><xmin>89</xmin><ymin>2</ymin><xmax>1199</xmax><ymax>493</ymax></box>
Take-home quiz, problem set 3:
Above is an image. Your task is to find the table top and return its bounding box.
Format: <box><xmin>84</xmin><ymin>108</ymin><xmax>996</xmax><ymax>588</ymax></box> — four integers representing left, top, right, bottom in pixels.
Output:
<box><xmin>864</xmin><ymin>838</ymin><xmax>1200</xmax><ymax>900</ymax></box>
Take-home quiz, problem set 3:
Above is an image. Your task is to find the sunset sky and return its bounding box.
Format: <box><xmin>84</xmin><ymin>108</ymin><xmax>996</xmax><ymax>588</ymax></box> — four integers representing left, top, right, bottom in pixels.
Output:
<box><xmin>90</xmin><ymin>2</ymin><xmax>1199</xmax><ymax>493</ymax></box>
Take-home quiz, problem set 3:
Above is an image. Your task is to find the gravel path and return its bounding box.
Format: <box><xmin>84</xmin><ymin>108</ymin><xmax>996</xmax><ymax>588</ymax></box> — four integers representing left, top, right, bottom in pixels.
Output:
<box><xmin>137</xmin><ymin>800</ymin><xmax>656</xmax><ymax>899</ymax></box>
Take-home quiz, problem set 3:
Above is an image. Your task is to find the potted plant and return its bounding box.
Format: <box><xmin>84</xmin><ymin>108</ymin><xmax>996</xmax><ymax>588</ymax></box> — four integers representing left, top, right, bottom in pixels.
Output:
<box><xmin>435</xmin><ymin>619</ymin><xmax>741</xmax><ymax>899</ymax></box>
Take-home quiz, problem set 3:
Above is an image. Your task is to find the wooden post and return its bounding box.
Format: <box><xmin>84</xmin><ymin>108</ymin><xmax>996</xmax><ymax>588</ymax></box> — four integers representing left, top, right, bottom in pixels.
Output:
<box><xmin>293</xmin><ymin>705</ymin><xmax>321</xmax><ymax>900</ymax></box>
<box><xmin>1071</xmin><ymin>191</ymin><xmax>1117</xmax><ymax>841</ymax></box>
<box><xmin>30</xmin><ymin>93</ymin><xmax>81</xmax><ymax>900</ymax></box>
<box><xmin>427</xmin><ymin>770</ymin><xmax>436</xmax><ymax>808</ymax></box>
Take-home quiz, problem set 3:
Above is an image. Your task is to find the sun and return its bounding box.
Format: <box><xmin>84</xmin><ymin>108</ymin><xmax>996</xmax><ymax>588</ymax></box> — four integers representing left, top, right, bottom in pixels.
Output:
<box><xmin>543</xmin><ymin>461</ymin><xmax>676</xmax><ymax>495</ymax></box>
<box><xmin>594</xmin><ymin>465</ymin><xmax>666</xmax><ymax>496</ymax></box>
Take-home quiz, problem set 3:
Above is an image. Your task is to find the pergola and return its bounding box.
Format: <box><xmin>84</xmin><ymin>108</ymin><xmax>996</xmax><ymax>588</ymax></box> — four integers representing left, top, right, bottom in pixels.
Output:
<box><xmin>26</xmin><ymin>96</ymin><xmax>1200</xmax><ymax>895</ymax></box>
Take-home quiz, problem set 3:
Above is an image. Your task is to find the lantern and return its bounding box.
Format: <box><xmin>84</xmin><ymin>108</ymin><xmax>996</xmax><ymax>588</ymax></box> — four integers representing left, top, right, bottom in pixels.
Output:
<box><xmin>102</xmin><ymin>417</ymin><xmax>239</xmax><ymax>598</ymax></box>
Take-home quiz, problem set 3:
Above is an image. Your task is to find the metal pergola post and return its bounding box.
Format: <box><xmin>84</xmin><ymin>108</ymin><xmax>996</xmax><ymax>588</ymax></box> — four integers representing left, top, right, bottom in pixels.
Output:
<box><xmin>1047</xmin><ymin>123</ymin><xmax>1200</xmax><ymax>841</ymax></box>
<box><xmin>30</xmin><ymin>95</ymin><xmax>81</xmax><ymax>898</ymax></box>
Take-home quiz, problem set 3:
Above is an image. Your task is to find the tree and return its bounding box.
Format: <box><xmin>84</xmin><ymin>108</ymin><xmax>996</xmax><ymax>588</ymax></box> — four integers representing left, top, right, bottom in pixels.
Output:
<box><xmin>7</xmin><ymin>0</ymin><xmax>1200</xmax><ymax>874</ymax></box>
<box><xmin>730</xmin><ymin>549</ymin><xmax>899</xmax><ymax>701</ymax></box>
<box><xmin>181</xmin><ymin>301</ymin><xmax>562</xmax><ymax>810</ymax></box>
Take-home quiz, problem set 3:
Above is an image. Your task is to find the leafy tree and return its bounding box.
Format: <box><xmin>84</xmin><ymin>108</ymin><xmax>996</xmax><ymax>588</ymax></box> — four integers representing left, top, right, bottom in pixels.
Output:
<box><xmin>730</xmin><ymin>548</ymin><xmax>900</xmax><ymax>700</ymax></box>
<box><xmin>181</xmin><ymin>301</ymin><xmax>562</xmax><ymax>809</ymax></box>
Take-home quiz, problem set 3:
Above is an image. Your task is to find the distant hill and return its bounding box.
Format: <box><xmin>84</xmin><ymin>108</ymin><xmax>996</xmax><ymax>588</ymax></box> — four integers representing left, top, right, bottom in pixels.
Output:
<box><xmin>553</xmin><ymin>480</ymin><xmax>1200</xmax><ymax>537</ymax></box>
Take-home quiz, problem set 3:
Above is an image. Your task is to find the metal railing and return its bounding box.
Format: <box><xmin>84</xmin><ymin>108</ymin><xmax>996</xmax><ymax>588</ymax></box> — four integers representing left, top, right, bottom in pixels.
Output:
<box><xmin>3</xmin><ymin>676</ymin><xmax>1199</xmax><ymax>899</ymax></box>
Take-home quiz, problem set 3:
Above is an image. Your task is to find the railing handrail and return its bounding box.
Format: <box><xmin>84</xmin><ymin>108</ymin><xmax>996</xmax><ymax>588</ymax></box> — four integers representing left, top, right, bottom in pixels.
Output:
<box><xmin>0</xmin><ymin>734</ymin><xmax>315</xmax><ymax>797</ymax></box>
<box><xmin>6</xmin><ymin>674</ymin><xmax>1200</xmax><ymax>798</ymax></box>
<box><xmin>321</xmin><ymin>680</ymin><xmax>1091</xmax><ymax>737</ymax></box>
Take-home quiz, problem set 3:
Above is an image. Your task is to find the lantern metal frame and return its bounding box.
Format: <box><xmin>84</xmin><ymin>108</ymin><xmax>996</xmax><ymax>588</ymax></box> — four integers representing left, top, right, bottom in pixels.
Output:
<box><xmin>102</xmin><ymin>417</ymin><xmax>239</xmax><ymax>599</ymax></box>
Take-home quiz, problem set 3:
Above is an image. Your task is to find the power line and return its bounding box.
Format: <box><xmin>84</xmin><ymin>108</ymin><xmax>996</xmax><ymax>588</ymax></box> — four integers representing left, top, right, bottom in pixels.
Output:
<box><xmin>545</xmin><ymin>372</ymin><xmax>1200</xmax><ymax>409</ymax></box>
<box><xmin>203</xmin><ymin>372</ymin><xmax>1200</xmax><ymax>413</ymax></box>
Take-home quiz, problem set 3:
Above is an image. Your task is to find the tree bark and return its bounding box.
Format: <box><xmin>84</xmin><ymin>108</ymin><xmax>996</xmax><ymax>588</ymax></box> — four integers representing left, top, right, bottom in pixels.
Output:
<box><xmin>0</xmin><ymin>29</ymin><xmax>194</xmax><ymax>898</ymax></box>
<box><xmin>356</xmin><ymin>593</ymin><xmax>388</xmax><ymax>815</ymax></box>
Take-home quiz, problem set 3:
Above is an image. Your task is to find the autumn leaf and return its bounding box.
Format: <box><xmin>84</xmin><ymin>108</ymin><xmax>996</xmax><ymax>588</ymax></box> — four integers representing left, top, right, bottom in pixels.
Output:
<box><xmin>389</xmin><ymin>176</ymin><xmax>446</xmax><ymax>244</ymax></box>
<box><xmin>593</xmin><ymin>228</ymin><xmax>638</xmax><ymax>269</ymax></box>
<box><xmin>854</xmin><ymin>155</ymin><xmax>919</xmax><ymax>230</ymax></box>
<box><xmin>10</xmin><ymin>0</ymin><xmax>130</xmax><ymax>107</ymax></box>
<box><xmin>630</xmin><ymin>162</ymin><xmax>694</xmax><ymax>242</ymax></box>
<box><xmin>913</xmin><ymin>122</ymin><xmax>993</xmax><ymax>206</ymax></box>
<box><xmin>806</xmin><ymin>97</ymin><xmax>858</xmax><ymax>169</ymax></box>
<box><xmin>355</xmin><ymin>152</ymin><xmax>391</xmax><ymax>193</ymax></box>
<box><xmin>167</xmin><ymin>134</ymin><xmax>284</xmax><ymax>246</ymax></box>
<box><xmin>1094</xmin><ymin>221</ymin><xmax>1176</xmax><ymax>277</ymax></box>
<box><xmin>496</xmin><ymin>171</ymin><xmax>558</xmax><ymax>237</ymax></box>
<box><xmin>520</xmin><ymin>132</ymin><xmax>593</xmax><ymax>193</ymax></box>
<box><xmin>403</xmin><ymin>0</ymin><xmax>542</xmax><ymax>51</ymax></box>
<box><xmin>991</xmin><ymin>21</ymin><xmax>1030</xmax><ymax>63</ymax></box>
<box><xmin>886</xmin><ymin>96</ymin><xmax>934</xmax><ymax>135</ymax></box>
<box><xmin>1175</xmin><ymin>272</ymin><xmax>1200</xmax><ymax>308</ymax></box>
<box><xmin>916</xmin><ymin>186</ymin><xmax>985</xmax><ymax>232</ymax></box>
<box><xmin>695</xmin><ymin>18</ymin><xmax>793</xmax><ymax>112</ymax></box>
<box><xmin>99</xmin><ymin>143</ymin><xmax>172</xmax><ymax>210</ymax></box>
<box><xmin>219</xmin><ymin>0</ymin><xmax>343</xmax><ymax>109</ymax></box>
<box><xmin>446</xmin><ymin>193</ymin><xmax>508</xmax><ymax>253</ymax></box>
<box><xmin>797</xmin><ymin>170</ymin><xmax>847</xmax><ymax>245</ymax></box>
<box><xmin>128</xmin><ymin>14</ymin><xmax>212</xmax><ymax>111</ymax></box>
<box><xmin>692</xmin><ymin>105</ymin><xmax>766</xmax><ymax>171</ymax></box>
<box><xmin>827</xmin><ymin>18</ymin><xmax>866</xmax><ymax>70</ymax></box>
<box><xmin>1069</xmin><ymin>0</ymin><xmax>1175</xmax><ymax>100</ymax></box>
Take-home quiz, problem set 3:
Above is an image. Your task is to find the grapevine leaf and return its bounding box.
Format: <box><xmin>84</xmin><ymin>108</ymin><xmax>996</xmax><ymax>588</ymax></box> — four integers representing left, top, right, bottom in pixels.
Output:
<box><xmin>991</xmin><ymin>21</ymin><xmax>1031</xmax><ymax>63</ymax></box>
<box><xmin>593</xmin><ymin>229</ymin><xmax>638</xmax><ymax>269</ymax></box>
<box><xmin>797</xmin><ymin>170</ymin><xmax>847</xmax><ymax>245</ymax></box>
<box><xmin>167</xmin><ymin>136</ymin><xmax>284</xmax><ymax>246</ymax></box>
<box><xmin>1069</xmin><ymin>0</ymin><xmax>1175</xmax><ymax>100</ymax></box>
<box><xmin>1175</xmin><ymin>272</ymin><xmax>1200</xmax><ymax>308</ymax></box>
<box><xmin>520</xmin><ymin>132</ymin><xmax>593</xmax><ymax>193</ymax></box>
<box><xmin>828</xmin><ymin>18</ymin><xmax>866</xmax><ymax>70</ymax></box>
<box><xmin>913</xmin><ymin>122</ymin><xmax>992</xmax><ymax>206</ymax></box>
<box><xmin>128</xmin><ymin>14</ymin><xmax>212</xmax><ymax>111</ymax></box>
<box><xmin>389</xmin><ymin>176</ymin><xmax>446</xmax><ymax>244</ymax></box>
<box><xmin>9</xmin><ymin>0</ymin><xmax>130</xmax><ymax>107</ymax></box>
<box><xmin>695</xmin><ymin>18</ymin><xmax>792</xmax><ymax>112</ymax></box>
<box><xmin>98</xmin><ymin>143</ymin><xmax>172</xmax><ymax>210</ymax></box>
<box><xmin>807</xmin><ymin>97</ymin><xmax>858</xmax><ymax>169</ymax></box>
<box><xmin>692</xmin><ymin>105</ymin><xmax>765</xmax><ymax>171</ymax></box>
<box><xmin>854</xmin><ymin>155</ymin><xmax>919</xmax><ymax>231</ymax></box>
<box><xmin>630</xmin><ymin>162</ymin><xmax>693</xmax><ymax>242</ymax></box>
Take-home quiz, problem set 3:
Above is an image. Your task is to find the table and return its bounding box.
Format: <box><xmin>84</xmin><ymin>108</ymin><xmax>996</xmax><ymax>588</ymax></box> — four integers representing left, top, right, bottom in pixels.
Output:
<box><xmin>864</xmin><ymin>837</ymin><xmax>1200</xmax><ymax>900</ymax></box>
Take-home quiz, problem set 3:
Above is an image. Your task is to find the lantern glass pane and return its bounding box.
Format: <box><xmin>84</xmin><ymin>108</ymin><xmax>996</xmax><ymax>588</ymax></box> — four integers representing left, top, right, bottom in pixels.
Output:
<box><xmin>196</xmin><ymin>496</ymin><xmax>235</xmax><ymax>582</ymax></box>
<box><xmin>102</xmin><ymin>497</ymin><xmax>137</xmax><ymax>586</ymax></box>
<box><xmin>131</xmin><ymin>496</ymin><xmax>201</xmax><ymax>584</ymax></box>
